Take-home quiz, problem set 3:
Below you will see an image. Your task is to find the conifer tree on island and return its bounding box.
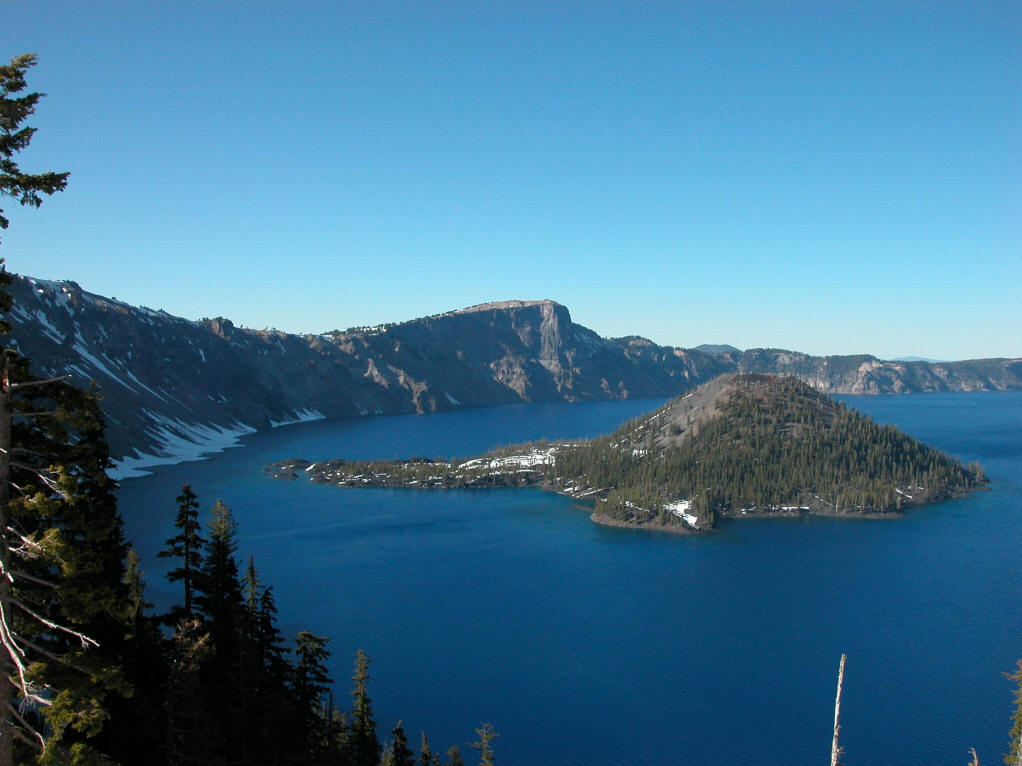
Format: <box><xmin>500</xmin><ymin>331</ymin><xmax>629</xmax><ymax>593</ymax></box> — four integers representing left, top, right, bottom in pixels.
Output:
<box><xmin>1</xmin><ymin>53</ymin><xmax>132</xmax><ymax>764</ymax></box>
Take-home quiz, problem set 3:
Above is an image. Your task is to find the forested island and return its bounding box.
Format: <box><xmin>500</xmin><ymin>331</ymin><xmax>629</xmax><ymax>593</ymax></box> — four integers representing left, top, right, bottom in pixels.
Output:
<box><xmin>275</xmin><ymin>374</ymin><xmax>988</xmax><ymax>533</ymax></box>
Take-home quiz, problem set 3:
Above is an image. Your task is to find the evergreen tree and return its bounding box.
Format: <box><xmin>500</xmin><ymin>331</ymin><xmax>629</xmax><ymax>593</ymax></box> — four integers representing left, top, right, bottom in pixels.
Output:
<box><xmin>293</xmin><ymin>631</ymin><xmax>333</xmax><ymax>761</ymax></box>
<box><xmin>321</xmin><ymin>694</ymin><xmax>351</xmax><ymax>766</ymax></box>
<box><xmin>4</xmin><ymin>377</ymin><xmax>133</xmax><ymax>765</ymax></box>
<box><xmin>196</xmin><ymin>500</ymin><xmax>247</xmax><ymax>765</ymax></box>
<box><xmin>238</xmin><ymin>557</ymin><xmax>261</xmax><ymax>766</ymax></box>
<box><xmin>1006</xmin><ymin>659</ymin><xmax>1022</xmax><ymax>766</ymax></box>
<box><xmin>163</xmin><ymin>618</ymin><xmax>214</xmax><ymax>766</ymax></box>
<box><xmin>381</xmin><ymin>721</ymin><xmax>414</xmax><ymax>766</ymax></box>
<box><xmin>158</xmin><ymin>484</ymin><xmax>204</xmax><ymax>621</ymax></box>
<box><xmin>196</xmin><ymin>500</ymin><xmax>244</xmax><ymax>657</ymax></box>
<box><xmin>244</xmin><ymin>580</ymin><xmax>296</xmax><ymax>766</ymax></box>
<box><xmin>109</xmin><ymin>550</ymin><xmax>166</xmax><ymax>764</ymax></box>
<box><xmin>443</xmin><ymin>746</ymin><xmax>465</xmax><ymax>766</ymax></box>
<box><xmin>1</xmin><ymin>54</ymin><xmax>132</xmax><ymax>760</ymax></box>
<box><xmin>417</xmin><ymin>733</ymin><xmax>439</xmax><ymax>766</ymax></box>
<box><xmin>470</xmin><ymin>724</ymin><xmax>498</xmax><ymax>766</ymax></box>
<box><xmin>0</xmin><ymin>54</ymin><xmax>69</xmax><ymax>249</ymax></box>
<box><xmin>349</xmin><ymin>649</ymin><xmax>380</xmax><ymax>766</ymax></box>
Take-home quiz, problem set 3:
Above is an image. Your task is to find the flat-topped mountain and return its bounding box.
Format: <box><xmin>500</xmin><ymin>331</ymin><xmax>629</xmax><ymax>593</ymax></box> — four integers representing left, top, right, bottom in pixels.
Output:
<box><xmin>282</xmin><ymin>373</ymin><xmax>986</xmax><ymax>533</ymax></box>
<box><xmin>4</xmin><ymin>273</ymin><xmax>1020</xmax><ymax>475</ymax></box>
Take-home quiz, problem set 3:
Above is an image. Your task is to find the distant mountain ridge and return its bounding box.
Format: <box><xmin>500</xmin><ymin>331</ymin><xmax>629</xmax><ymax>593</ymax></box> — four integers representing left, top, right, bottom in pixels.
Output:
<box><xmin>4</xmin><ymin>274</ymin><xmax>1020</xmax><ymax>476</ymax></box>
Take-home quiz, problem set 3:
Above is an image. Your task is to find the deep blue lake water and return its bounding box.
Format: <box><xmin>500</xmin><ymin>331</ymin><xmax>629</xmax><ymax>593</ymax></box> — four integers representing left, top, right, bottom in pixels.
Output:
<box><xmin>118</xmin><ymin>393</ymin><xmax>1022</xmax><ymax>765</ymax></box>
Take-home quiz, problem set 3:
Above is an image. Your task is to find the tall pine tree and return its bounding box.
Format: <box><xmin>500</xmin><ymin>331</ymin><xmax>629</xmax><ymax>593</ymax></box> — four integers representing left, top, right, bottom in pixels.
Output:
<box><xmin>195</xmin><ymin>500</ymin><xmax>246</xmax><ymax>765</ymax></box>
<box><xmin>292</xmin><ymin>631</ymin><xmax>333</xmax><ymax>762</ymax></box>
<box><xmin>157</xmin><ymin>485</ymin><xmax>204</xmax><ymax>623</ymax></box>
<box><xmin>381</xmin><ymin>721</ymin><xmax>414</xmax><ymax>766</ymax></box>
<box><xmin>1</xmin><ymin>53</ymin><xmax>131</xmax><ymax>765</ymax></box>
<box><xmin>349</xmin><ymin>649</ymin><xmax>380</xmax><ymax>766</ymax></box>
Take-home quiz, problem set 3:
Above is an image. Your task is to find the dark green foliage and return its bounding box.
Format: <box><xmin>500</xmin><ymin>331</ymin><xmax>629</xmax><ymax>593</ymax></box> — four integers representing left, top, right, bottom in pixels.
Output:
<box><xmin>2</xmin><ymin>323</ymin><xmax>133</xmax><ymax>764</ymax></box>
<box><xmin>197</xmin><ymin>500</ymin><xmax>244</xmax><ymax>648</ymax></box>
<box><xmin>381</xmin><ymin>721</ymin><xmax>415</xmax><ymax>766</ymax></box>
<box><xmin>195</xmin><ymin>500</ymin><xmax>247</xmax><ymax>764</ymax></box>
<box><xmin>163</xmin><ymin>618</ymin><xmax>215</xmax><ymax>766</ymax></box>
<box><xmin>321</xmin><ymin>695</ymin><xmax>351</xmax><ymax>766</ymax></box>
<box><xmin>157</xmin><ymin>485</ymin><xmax>204</xmax><ymax>620</ymax></box>
<box><xmin>553</xmin><ymin>375</ymin><xmax>984</xmax><ymax>524</ymax></box>
<box><xmin>292</xmin><ymin>631</ymin><xmax>333</xmax><ymax>761</ymax></box>
<box><xmin>1006</xmin><ymin>660</ymin><xmax>1022</xmax><ymax>766</ymax></box>
<box><xmin>0</xmin><ymin>54</ymin><xmax>137</xmax><ymax>764</ymax></box>
<box><xmin>444</xmin><ymin>747</ymin><xmax>466</xmax><ymax>766</ymax></box>
<box><xmin>0</xmin><ymin>54</ymin><xmax>69</xmax><ymax>251</ymax></box>
<box><xmin>107</xmin><ymin>550</ymin><xmax>165</xmax><ymax>764</ymax></box>
<box><xmin>243</xmin><ymin>582</ymin><xmax>295</xmax><ymax>766</ymax></box>
<box><xmin>349</xmin><ymin>649</ymin><xmax>381</xmax><ymax>766</ymax></box>
<box><xmin>300</xmin><ymin>444</ymin><xmax>550</xmax><ymax>491</ymax></box>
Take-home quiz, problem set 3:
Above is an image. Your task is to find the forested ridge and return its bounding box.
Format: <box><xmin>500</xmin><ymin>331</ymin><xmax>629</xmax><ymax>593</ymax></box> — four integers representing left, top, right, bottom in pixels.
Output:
<box><xmin>553</xmin><ymin>374</ymin><xmax>986</xmax><ymax>529</ymax></box>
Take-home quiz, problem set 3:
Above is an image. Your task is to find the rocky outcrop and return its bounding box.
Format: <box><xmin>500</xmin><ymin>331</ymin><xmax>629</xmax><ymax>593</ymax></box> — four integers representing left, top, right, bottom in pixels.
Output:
<box><xmin>3</xmin><ymin>280</ymin><xmax>733</xmax><ymax>474</ymax></box>
<box><xmin>735</xmin><ymin>349</ymin><xmax>1021</xmax><ymax>394</ymax></box>
<box><xmin>4</xmin><ymin>275</ymin><xmax>1019</xmax><ymax>476</ymax></box>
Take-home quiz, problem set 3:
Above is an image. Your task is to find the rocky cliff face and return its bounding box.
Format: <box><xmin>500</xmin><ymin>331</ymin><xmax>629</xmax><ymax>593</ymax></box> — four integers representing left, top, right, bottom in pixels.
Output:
<box><xmin>4</xmin><ymin>275</ymin><xmax>1019</xmax><ymax>476</ymax></box>
<box><xmin>734</xmin><ymin>348</ymin><xmax>1021</xmax><ymax>394</ymax></box>
<box><xmin>3</xmin><ymin>280</ymin><xmax>733</xmax><ymax>474</ymax></box>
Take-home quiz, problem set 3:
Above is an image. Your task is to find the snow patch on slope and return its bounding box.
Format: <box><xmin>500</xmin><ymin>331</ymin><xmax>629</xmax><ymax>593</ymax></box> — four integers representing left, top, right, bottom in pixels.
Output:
<box><xmin>34</xmin><ymin>310</ymin><xmax>64</xmax><ymax>343</ymax></box>
<box><xmin>269</xmin><ymin>409</ymin><xmax>327</xmax><ymax>428</ymax></box>
<box><xmin>72</xmin><ymin>342</ymin><xmax>135</xmax><ymax>391</ymax></box>
<box><xmin>110</xmin><ymin>415</ymin><xmax>257</xmax><ymax>480</ymax></box>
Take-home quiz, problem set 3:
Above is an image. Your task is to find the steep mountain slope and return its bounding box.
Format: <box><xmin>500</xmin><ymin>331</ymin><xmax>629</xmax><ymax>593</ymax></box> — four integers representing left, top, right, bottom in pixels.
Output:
<box><xmin>4</xmin><ymin>277</ymin><xmax>729</xmax><ymax>473</ymax></box>
<box><xmin>5</xmin><ymin>274</ymin><xmax>1019</xmax><ymax>476</ymax></box>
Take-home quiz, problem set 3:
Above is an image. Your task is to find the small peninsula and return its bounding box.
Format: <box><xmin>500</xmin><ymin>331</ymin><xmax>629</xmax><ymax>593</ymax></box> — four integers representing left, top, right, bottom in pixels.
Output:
<box><xmin>269</xmin><ymin>374</ymin><xmax>987</xmax><ymax>533</ymax></box>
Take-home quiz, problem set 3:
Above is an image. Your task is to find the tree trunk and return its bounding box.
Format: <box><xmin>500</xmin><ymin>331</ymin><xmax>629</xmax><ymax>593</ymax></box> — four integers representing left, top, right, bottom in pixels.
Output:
<box><xmin>830</xmin><ymin>653</ymin><xmax>846</xmax><ymax>766</ymax></box>
<box><xmin>0</xmin><ymin>355</ymin><xmax>14</xmax><ymax>766</ymax></box>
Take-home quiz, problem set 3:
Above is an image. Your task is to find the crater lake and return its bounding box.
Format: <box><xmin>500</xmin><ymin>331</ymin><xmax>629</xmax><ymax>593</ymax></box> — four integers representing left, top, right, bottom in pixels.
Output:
<box><xmin>117</xmin><ymin>393</ymin><xmax>1022</xmax><ymax>765</ymax></box>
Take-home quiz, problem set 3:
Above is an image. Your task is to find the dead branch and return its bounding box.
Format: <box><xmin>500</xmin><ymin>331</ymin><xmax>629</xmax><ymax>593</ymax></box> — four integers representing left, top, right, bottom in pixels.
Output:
<box><xmin>831</xmin><ymin>654</ymin><xmax>846</xmax><ymax>766</ymax></box>
<box><xmin>5</xmin><ymin>702</ymin><xmax>44</xmax><ymax>750</ymax></box>
<box><xmin>9</xmin><ymin>600</ymin><xmax>99</xmax><ymax>649</ymax></box>
<box><xmin>7</xmin><ymin>376</ymin><xmax>71</xmax><ymax>390</ymax></box>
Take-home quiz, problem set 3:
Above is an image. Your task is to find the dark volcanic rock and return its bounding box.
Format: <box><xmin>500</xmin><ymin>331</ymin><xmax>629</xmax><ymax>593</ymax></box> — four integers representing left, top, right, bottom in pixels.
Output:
<box><xmin>5</xmin><ymin>276</ymin><xmax>1020</xmax><ymax>475</ymax></box>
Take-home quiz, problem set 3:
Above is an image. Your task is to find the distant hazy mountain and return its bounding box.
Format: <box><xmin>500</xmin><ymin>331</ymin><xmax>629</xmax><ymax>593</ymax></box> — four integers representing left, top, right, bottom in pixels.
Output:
<box><xmin>893</xmin><ymin>356</ymin><xmax>946</xmax><ymax>363</ymax></box>
<box><xmin>5</xmin><ymin>275</ymin><xmax>1020</xmax><ymax>475</ymax></box>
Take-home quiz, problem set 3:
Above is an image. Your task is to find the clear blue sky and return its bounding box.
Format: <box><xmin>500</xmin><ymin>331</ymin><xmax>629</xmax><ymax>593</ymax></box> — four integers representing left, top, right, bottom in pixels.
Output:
<box><xmin>2</xmin><ymin>1</ymin><xmax>1019</xmax><ymax>359</ymax></box>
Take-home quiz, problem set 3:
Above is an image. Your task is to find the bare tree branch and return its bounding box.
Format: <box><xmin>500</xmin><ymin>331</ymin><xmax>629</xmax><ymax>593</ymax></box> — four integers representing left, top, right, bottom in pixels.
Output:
<box><xmin>7</xmin><ymin>376</ymin><xmax>71</xmax><ymax>390</ymax></box>
<box><xmin>5</xmin><ymin>702</ymin><xmax>44</xmax><ymax>750</ymax></box>
<box><xmin>9</xmin><ymin>600</ymin><xmax>99</xmax><ymax>649</ymax></box>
